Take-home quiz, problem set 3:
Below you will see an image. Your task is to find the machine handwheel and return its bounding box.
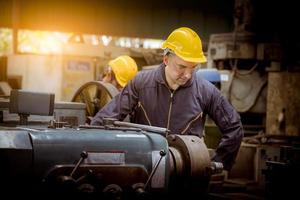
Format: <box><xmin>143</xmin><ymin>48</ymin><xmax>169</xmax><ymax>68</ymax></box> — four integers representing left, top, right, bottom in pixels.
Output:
<box><xmin>71</xmin><ymin>81</ymin><xmax>119</xmax><ymax>119</ymax></box>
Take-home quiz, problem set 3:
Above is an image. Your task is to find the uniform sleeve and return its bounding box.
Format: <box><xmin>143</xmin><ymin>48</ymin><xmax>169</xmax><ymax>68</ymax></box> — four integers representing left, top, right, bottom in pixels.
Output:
<box><xmin>207</xmin><ymin>87</ymin><xmax>244</xmax><ymax>171</ymax></box>
<box><xmin>90</xmin><ymin>78</ymin><xmax>139</xmax><ymax>126</ymax></box>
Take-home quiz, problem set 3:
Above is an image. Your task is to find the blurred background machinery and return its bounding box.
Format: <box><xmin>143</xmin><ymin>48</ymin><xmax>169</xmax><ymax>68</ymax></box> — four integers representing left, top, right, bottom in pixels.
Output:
<box><xmin>201</xmin><ymin>0</ymin><xmax>300</xmax><ymax>199</ymax></box>
<box><xmin>71</xmin><ymin>81</ymin><xmax>119</xmax><ymax>120</ymax></box>
<box><xmin>0</xmin><ymin>89</ymin><xmax>86</xmax><ymax>127</ymax></box>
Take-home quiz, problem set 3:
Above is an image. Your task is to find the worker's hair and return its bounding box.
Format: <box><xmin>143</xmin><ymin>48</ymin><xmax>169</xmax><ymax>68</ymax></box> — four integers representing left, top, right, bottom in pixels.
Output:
<box><xmin>163</xmin><ymin>48</ymin><xmax>175</xmax><ymax>57</ymax></box>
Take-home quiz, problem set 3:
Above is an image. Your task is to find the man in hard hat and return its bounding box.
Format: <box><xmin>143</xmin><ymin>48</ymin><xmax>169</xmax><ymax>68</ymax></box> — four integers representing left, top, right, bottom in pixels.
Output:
<box><xmin>102</xmin><ymin>55</ymin><xmax>138</xmax><ymax>91</ymax></box>
<box><xmin>91</xmin><ymin>27</ymin><xmax>243</xmax><ymax>173</ymax></box>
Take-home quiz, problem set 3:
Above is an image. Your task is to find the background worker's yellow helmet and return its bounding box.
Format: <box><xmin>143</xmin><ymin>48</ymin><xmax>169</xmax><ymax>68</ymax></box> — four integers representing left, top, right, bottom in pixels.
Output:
<box><xmin>109</xmin><ymin>55</ymin><xmax>138</xmax><ymax>87</ymax></box>
<box><xmin>162</xmin><ymin>27</ymin><xmax>207</xmax><ymax>63</ymax></box>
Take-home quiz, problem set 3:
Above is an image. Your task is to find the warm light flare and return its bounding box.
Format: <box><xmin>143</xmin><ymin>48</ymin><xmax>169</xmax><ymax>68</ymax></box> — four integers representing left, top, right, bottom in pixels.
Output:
<box><xmin>18</xmin><ymin>30</ymin><xmax>69</xmax><ymax>54</ymax></box>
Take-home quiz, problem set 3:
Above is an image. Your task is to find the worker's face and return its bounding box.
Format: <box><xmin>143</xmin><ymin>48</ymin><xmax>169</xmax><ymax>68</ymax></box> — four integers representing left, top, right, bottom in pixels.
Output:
<box><xmin>164</xmin><ymin>54</ymin><xmax>198</xmax><ymax>86</ymax></box>
<box><xmin>102</xmin><ymin>67</ymin><xmax>123</xmax><ymax>91</ymax></box>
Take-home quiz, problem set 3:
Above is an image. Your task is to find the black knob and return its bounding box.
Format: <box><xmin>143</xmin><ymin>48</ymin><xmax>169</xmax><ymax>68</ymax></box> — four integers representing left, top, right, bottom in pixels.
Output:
<box><xmin>81</xmin><ymin>151</ymin><xmax>88</xmax><ymax>159</ymax></box>
<box><xmin>103</xmin><ymin>184</ymin><xmax>122</xmax><ymax>200</ymax></box>
<box><xmin>132</xmin><ymin>183</ymin><xmax>150</xmax><ymax>200</ymax></box>
<box><xmin>77</xmin><ymin>183</ymin><xmax>95</xmax><ymax>194</ymax></box>
<box><xmin>160</xmin><ymin>150</ymin><xmax>166</xmax><ymax>157</ymax></box>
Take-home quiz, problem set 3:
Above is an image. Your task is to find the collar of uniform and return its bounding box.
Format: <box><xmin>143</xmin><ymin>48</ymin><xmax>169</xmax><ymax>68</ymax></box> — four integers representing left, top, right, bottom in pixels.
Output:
<box><xmin>155</xmin><ymin>63</ymin><xmax>194</xmax><ymax>88</ymax></box>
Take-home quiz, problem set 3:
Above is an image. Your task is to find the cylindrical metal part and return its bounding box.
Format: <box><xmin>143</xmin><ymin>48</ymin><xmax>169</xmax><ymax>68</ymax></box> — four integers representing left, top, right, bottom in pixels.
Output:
<box><xmin>167</xmin><ymin>135</ymin><xmax>211</xmax><ymax>180</ymax></box>
<box><xmin>113</xmin><ymin>120</ymin><xmax>169</xmax><ymax>136</ymax></box>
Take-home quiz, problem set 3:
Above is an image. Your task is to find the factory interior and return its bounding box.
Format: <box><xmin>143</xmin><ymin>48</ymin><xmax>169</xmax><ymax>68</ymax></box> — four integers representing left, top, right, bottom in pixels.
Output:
<box><xmin>0</xmin><ymin>0</ymin><xmax>300</xmax><ymax>199</ymax></box>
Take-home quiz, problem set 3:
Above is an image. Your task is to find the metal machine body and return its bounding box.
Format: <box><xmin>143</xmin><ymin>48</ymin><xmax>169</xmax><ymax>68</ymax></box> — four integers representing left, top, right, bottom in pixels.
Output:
<box><xmin>1</xmin><ymin>128</ymin><xmax>167</xmax><ymax>198</ymax></box>
<box><xmin>0</xmin><ymin>123</ymin><xmax>221</xmax><ymax>200</ymax></box>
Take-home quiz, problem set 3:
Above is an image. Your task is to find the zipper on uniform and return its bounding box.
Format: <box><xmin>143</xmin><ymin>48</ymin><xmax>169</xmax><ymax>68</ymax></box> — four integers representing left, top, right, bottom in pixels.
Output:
<box><xmin>166</xmin><ymin>89</ymin><xmax>175</xmax><ymax>131</ymax></box>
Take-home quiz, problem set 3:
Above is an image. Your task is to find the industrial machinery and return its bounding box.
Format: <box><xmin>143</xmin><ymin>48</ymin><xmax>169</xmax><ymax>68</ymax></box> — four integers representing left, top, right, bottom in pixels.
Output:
<box><xmin>263</xmin><ymin>145</ymin><xmax>300</xmax><ymax>199</ymax></box>
<box><xmin>204</xmin><ymin>1</ymin><xmax>300</xmax><ymax>198</ymax></box>
<box><xmin>0</xmin><ymin>90</ymin><xmax>223</xmax><ymax>200</ymax></box>
<box><xmin>0</xmin><ymin>90</ymin><xmax>86</xmax><ymax>127</ymax></box>
<box><xmin>71</xmin><ymin>81</ymin><xmax>119</xmax><ymax>120</ymax></box>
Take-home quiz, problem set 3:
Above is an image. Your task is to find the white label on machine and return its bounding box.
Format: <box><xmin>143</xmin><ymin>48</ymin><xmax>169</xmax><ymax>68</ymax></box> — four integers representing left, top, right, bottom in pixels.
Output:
<box><xmin>85</xmin><ymin>152</ymin><xmax>125</xmax><ymax>165</ymax></box>
<box><xmin>220</xmin><ymin>74</ymin><xmax>229</xmax><ymax>81</ymax></box>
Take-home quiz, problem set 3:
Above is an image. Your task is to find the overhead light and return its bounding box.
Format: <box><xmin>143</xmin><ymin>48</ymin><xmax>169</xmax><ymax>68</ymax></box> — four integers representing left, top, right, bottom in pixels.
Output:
<box><xmin>68</xmin><ymin>33</ymin><xmax>84</xmax><ymax>44</ymax></box>
<box><xmin>101</xmin><ymin>35</ymin><xmax>112</xmax><ymax>46</ymax></box>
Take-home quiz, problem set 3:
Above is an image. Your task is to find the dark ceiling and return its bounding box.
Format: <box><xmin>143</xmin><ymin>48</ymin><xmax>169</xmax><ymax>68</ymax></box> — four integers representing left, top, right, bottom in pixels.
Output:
<box><xmin>0</xmin><ymin>0</ymin><xmax>234</xmax><ymax>41</ymax></box>
<box><xmin>0</xmin><ymin>0</ymin><xmax>299</xmax><ymax>64</ymax></box>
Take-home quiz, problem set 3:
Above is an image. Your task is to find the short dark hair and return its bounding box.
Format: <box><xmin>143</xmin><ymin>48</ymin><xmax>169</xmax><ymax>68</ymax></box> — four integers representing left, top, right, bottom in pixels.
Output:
<box><xmin>163</xmin><ymin>48</ymin><xmax>175</xmax><ymax>57</ymax></box>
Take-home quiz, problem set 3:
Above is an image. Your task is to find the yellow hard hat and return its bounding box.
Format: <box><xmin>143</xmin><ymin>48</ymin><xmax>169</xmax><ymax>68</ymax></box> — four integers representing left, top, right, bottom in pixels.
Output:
<box><xmin>109</xmin><ymin>55</ymin><xmax>138</xmax><ymax>87</ymax></box>
<box><xmin>162</xmin><ymin>27</ymin><xmax>207</xmax><ymax>63</ymax></box>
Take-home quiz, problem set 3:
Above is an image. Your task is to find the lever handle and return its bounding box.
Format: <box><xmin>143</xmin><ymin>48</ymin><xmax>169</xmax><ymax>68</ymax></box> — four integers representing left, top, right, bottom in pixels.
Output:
<box><xmin>144</xmin><ymin>150</ymin><xmax>166</xmax><ymax>189</ymax></box>
<box><xmin>70</xmin><ymin>151</ymin><xmax>88</xmax><ymax>177</ymax></box>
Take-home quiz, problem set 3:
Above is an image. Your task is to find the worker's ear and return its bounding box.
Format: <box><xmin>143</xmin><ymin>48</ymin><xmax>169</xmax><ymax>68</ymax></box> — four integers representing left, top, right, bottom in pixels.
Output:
<box><xmin>163</xmin><ymin>55</ymin><xmax>169</xmax><ymax>66</ymax></box>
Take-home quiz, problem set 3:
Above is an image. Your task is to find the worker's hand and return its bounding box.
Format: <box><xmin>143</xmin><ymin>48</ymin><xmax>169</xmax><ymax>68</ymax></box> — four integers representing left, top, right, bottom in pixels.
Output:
<box><xmin>85</xmin><ymin>116</ymin><xmax>93</xmax><ymax>125</ymax></box>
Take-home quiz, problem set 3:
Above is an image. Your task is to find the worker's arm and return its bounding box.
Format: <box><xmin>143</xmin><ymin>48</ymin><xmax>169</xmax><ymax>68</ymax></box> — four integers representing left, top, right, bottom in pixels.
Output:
<box><xmin>90</xmin><ymin>78</ymin><xmax>139</xmax><ymax>126</ymax></box>
<box><xmin>207</xmin><ymin>87</ymin><xmax>244</xmax><ymax>171</ymax></box>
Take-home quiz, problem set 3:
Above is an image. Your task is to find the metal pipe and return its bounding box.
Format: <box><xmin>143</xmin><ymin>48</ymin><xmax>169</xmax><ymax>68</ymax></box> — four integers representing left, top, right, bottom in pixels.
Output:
<box><xmin>113</xmin><ymin>121</ymin><xmax>169</xmax><ymax>136</ymax></box>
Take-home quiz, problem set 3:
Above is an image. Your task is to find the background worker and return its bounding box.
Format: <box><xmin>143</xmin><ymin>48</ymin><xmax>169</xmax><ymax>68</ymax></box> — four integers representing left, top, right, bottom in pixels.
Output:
<box><xmin>91</xmin><ymin>27</ymin><xmax>243</xmax><ymax>173</ymax></box>
<box><xmin>101</xmin><ymin>55</ymin><xmax>138</xmax><ymax>91</ymax></box>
